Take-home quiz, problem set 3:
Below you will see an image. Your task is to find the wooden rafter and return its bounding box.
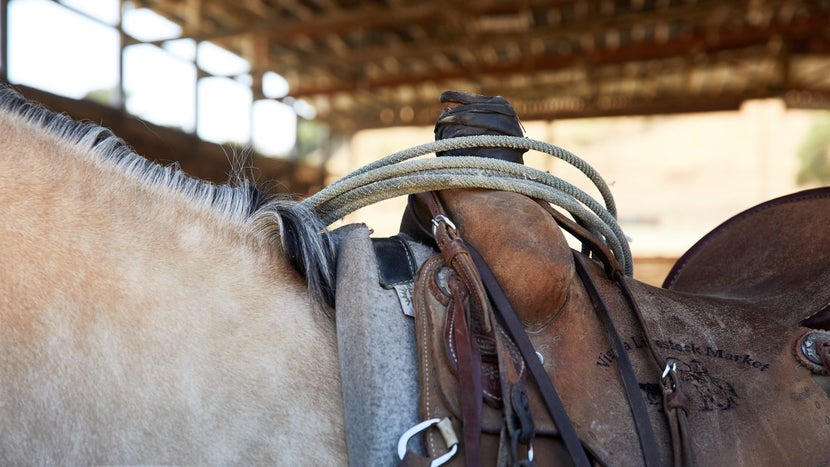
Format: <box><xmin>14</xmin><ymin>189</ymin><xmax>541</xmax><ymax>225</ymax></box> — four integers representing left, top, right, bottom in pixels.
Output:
<box><xmin>103</xmin><ymin>0</ymin><xmax>830</xmax><ymax>131</ymax></box>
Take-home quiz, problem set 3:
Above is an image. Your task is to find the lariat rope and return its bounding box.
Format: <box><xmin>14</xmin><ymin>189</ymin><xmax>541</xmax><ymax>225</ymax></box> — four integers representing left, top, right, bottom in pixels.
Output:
<box><xmin>301</xmin><ymin>135</ymin><xmax>633</xmax><ymax>275</ymax></box>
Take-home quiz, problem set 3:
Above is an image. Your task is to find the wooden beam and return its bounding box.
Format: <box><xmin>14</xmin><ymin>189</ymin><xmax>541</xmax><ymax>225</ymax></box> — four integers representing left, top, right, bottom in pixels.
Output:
<box><xmin>0</xmin><ymin>0</ymin><xmax>8</xmax><ymax>83</ymax></box>
<box><xmin>285</xmin><ymin>13</ymin><xmax>830</xmax><ymax>99</ymax></box>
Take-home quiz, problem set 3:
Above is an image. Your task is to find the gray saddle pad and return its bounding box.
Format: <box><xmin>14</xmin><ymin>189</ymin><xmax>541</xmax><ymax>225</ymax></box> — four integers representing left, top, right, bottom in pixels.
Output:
<box><xmin>334</xmin><ymin>224</ymin><xmax>435</xmax><ymax>466</ymax></box>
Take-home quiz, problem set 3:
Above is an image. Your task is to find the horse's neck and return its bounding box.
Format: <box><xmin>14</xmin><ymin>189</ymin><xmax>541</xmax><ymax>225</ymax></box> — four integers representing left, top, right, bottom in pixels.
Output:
<box><xmin>0</xmin><ymin>114</ymin><xmax>345</xmax><ymax>464</ymax></box>
<box><xmin>3</xmin><ymin>115</ymin><xmax>281</xmax><ymax>311</ymax></box>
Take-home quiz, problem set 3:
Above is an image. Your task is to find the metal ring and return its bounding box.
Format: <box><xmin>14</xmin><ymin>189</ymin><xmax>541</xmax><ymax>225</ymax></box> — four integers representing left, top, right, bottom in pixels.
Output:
<box><xmin>661</xmin><ymin>358</ymin><xmax>678</xmax><ymax>380</ymax></box>
<box><xmin>431</xmin><ymin>214</ymin><xmax>457</xmax><ymax>237</ymax></box>
<box><xmin>397</xmin><ymin>418</ymin><xmax>459</xmax><ymax>467</ymax></box>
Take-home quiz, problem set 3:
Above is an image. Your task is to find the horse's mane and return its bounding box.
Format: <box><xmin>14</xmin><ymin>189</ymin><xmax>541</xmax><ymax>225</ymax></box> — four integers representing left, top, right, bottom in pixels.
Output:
<box><xmin>0</xmin><ymin>84</ymin><xmax>335</xmax><ymax>306</ymax></box>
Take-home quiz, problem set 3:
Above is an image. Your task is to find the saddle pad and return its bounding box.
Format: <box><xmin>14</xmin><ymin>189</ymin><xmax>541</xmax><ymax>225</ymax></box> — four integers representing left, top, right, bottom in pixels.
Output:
<box><xmin>334</xmin><ymin>225</ymin><xmax>437</xmax><ymax>466</ymax></box>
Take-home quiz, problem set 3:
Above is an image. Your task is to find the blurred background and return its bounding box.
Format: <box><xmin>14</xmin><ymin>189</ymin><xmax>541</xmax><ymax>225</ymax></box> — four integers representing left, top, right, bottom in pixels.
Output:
<box><xmin>3</xmin><ymin>0</ymin><xmax>829</xmax><ymax>284</ymax></box>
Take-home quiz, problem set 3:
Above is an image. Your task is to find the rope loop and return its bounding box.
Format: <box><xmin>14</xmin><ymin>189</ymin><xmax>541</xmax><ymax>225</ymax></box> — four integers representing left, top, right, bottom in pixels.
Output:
<box><xmin>301</xmin><ymin>135</ymin><xmax>633</xmax><ymax>275</ymax></box>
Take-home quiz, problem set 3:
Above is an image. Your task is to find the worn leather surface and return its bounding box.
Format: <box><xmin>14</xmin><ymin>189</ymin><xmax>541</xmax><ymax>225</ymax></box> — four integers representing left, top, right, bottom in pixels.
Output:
<box><xmin>665</xmin><ymin>187</ymin><xmax>830</xmax><ymax>314</ymax></box>
<box><xmin>409</xmin><ymin>187</ymin><xmax>830</xmax><ymax>465</ymax></box>
<box><xmin>414</xmin><ymin>254</ymin><xmax>572</xmax><ymax>466</ymax></box>
<box><xmin>437</xmin><ymin>189</ymin><xmax>575</xmax><ymax>331</ymax></box>
<box><xmin>433</xmin><ymin>91</ymin><xmax>527</xmax><ymax>164</ymax></box>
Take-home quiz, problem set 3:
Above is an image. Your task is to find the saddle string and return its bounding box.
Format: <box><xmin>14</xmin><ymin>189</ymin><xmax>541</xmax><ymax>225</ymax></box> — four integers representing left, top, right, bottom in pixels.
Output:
<box><xmin>557</xmin><ymin>206</ymin><xmax>695</xmax><ymax>466</ymax></box>
<box><xmin>573</xmin><ymin>253</ymin><xmax>663</xmax><ymax>467</ymax></box>
<box><xmin>465</xmin><ymin>242</ymin><xmax>592</xmax><ymax>467</ymax></box>
<box><xmin>564</xmin><ymin>236</ymin><xmax>694</xmax><ymax>467</ymax></box>
<box><xmin>537</xmin><ymin>200</ymin><xmax>694</xmax><ymax>466</ymax></box>
<box><xmin>464</xmin><ymin>193</ymin><xmax>694</xmax><ymax>466</ymax></box>
<box><xmin>610</xmin><ymin>267</ymin><xmax>695</xmax><ymax>466</ymax></box>
<box><xmin>301</xmin><ymin>135</ymin><xmax>633</xmax><ymax>275</ymax></box>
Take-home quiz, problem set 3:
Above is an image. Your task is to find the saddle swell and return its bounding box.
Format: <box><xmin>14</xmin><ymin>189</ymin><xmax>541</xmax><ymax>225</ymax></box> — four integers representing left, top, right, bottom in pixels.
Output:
<box><xmin>419</xmin><ymin>188</ymin><xmax>575</xmax><ymax>330</ymax></box>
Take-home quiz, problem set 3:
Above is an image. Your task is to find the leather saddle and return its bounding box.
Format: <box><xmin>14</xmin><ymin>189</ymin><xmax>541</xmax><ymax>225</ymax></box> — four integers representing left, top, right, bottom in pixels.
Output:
<box><xmin>400</xmin><ymin>186</ymin><xmax>830</xmax><ymax>466</ymax></box>
<box><xmin>387</xmin><ymin>91</ymin><xmax>830</xmax><ymax>466</ymax></box>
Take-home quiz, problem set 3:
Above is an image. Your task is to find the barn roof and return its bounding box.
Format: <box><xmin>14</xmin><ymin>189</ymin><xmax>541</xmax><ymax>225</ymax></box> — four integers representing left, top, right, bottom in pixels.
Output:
<box><xmin>131</xmin><ymin>0</ymin><xmax>830</xmax><ymax>132</ymax></box>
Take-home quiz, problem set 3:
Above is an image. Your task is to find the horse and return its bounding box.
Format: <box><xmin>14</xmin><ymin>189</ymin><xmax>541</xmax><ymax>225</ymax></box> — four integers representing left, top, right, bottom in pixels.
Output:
<box><xmin>3</xmin><ymin>83</ymin><xmax>830</xmax><ymax>466</ymax></box>
<box><xmin>0</xmin><ymin>84</ymin><xmax>346</xmax><ymax>464</ymax></box>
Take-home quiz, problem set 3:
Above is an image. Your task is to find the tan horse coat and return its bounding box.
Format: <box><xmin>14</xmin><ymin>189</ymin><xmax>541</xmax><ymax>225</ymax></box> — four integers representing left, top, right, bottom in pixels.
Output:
<box><xmin>0</xmin><ymin>88</ymin><xmax>345</xmax><ymax>464</ymax></box>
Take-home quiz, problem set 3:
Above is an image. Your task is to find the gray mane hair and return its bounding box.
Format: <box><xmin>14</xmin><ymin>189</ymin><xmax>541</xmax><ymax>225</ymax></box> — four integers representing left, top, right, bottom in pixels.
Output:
<box><xmin>0</xmin><ymin>84</ymin><xmax>335</xmax><ymax>307</ymax></box>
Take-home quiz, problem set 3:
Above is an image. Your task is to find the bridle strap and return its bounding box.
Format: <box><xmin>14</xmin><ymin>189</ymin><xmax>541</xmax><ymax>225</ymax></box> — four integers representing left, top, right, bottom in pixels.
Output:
<box><xmin>573</xmin><ymin>253</ymin><xmax>663</xmax><ymax>467</ymax></box>
<box><xmin>465</xmin><ymin>243</ymin><xmax>592</xmax><ymax>467</ymax></box>
<box><xmin>533</xmin><ymin>200</ymin><xmax>624</xmax><ymax>277</ymax></box>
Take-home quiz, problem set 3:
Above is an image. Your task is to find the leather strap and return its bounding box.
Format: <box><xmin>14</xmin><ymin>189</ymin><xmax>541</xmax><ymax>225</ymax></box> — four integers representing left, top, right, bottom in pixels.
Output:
<box><xmin>611</xmin><ymin>265</ymin><xmax>696</xmax><ymax>467</ymax></box>
<box><xmin>399</xmin><ymin>450</ymin><xmax>434</xmax><ymax>467</ymax></box>
<box><xmin>425</xmin><ymin>191</ymin><xmax>489</xmax><ymax>465</ymax></box>
<box><xmin>447</xmin><ymin>274</ymin><xmax>483</xmax><ymax>467</ymax></box>
<box><xmin>542</xmin><ymin>199</ymin><xmax>696</xmax><ymax>466</ymax></box>
<box><xmin>464</xmin><ymin>243</ymin><xmax>591</xmax><ymax>467</ymax></box>
<box><xmin>662</xmin><ymin>370</ymin><xmax>694</xmax><ymax>467</ymax></box>
<box><xmin>573</xmin><ymin>253</ymin><xmax>663</xmax><ymax>467</ymax></box>
<box><xmin>418</xmin><ymin>190</ymin><xmax>590</xmax><ymax>466</ymax></box>
<box><xmin>373</xmin><ymin>236</ymin><xmax>418</xmax><ymax>288</ymax></box>
<box><xmin>533</xmin><ymin>200</ymin><xmax>623</xmax><ymax>277</ymax></box>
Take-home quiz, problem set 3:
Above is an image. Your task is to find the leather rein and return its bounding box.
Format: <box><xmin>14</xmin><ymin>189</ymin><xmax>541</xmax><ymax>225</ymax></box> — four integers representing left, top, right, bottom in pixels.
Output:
<box><xmin>417</xmin><ymin>190</ymin><xmax>694</xmax><ymax>466</ymax></box>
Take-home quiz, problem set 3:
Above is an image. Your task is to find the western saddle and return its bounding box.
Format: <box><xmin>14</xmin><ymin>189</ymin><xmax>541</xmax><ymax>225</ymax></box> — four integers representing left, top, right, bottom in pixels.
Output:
<box><xmin>334</xmin><ymin>91</ymin><xmax>830</xmax><ymax>466</ymax></box>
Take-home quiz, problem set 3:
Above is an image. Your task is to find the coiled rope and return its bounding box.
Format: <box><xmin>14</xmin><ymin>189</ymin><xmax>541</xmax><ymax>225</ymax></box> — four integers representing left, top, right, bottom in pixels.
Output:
<box><xmin>301</xmin><ymin>135</ymin><xmax>633</xmax><ymax>275</ymax></box>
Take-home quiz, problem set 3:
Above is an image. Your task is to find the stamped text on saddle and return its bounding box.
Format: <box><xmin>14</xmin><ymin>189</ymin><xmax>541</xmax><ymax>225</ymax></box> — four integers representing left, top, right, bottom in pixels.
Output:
<box><xmin>330</xmin><ymin>91</ymin><xmax>830</xmax><ymax>466</ymax></box>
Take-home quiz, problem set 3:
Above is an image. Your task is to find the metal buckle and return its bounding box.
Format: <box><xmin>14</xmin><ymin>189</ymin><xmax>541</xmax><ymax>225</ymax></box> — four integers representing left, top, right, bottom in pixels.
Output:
<box><xmin>397</xmin><ymin>417</ymin><xmax>459</xmax><ymax>466</ymax></box>
<box><xmin>660</xmin><ymin>358</ymin><xmax>678</xmax><ymax>393</ymax></box>
<box><xmin>661</xmin><ymin>358</ymin><xmax>677</xmax><ymax>380</ymax></box>
<box><xmin>431</xmin><ymin>214</ymin><xmax>457</xmax><ymax>237</ymax></box>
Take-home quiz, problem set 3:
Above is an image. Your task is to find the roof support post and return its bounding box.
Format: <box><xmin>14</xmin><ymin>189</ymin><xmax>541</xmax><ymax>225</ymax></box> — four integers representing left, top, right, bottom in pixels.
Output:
<box><xmin>0</xmin><ymin>0</ymin><xmax>8</xmax><ymax>83</ymax></box>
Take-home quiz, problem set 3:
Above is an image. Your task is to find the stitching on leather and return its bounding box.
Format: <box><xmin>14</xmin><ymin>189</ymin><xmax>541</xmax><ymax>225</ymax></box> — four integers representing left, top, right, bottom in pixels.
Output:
<box><xmin>419</xmin><ymin>261</ymin><xmax>436</xmax><ymax>455</ymax></box>
<box><xmin>401</xmin><ymin>237</ymin><xmax>417</xmax><ymax>276</ymax></box>
<box><xmin>497</xmin><ymin>324</ymin><xmax>526</xmax><ymax>378</ymax></box>
<box><xmin>446</xmin><ymin>305</ymin><xmax>458</xmax><ymax>365</ymax></box>
<box><xmin>386</xmin><ymin>236</ymin><xmax>419</xmax><ymax>287</ymax></box>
